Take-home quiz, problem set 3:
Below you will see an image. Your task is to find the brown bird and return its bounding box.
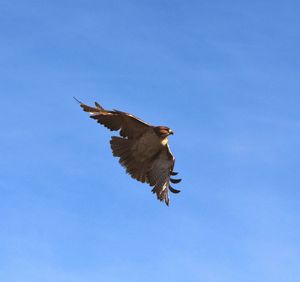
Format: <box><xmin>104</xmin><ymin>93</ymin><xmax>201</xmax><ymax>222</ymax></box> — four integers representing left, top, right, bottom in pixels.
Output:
<box><xmin>75</xmin><ymin>97</ymin><xmax>181</xmax><ymax>206</ymax></box>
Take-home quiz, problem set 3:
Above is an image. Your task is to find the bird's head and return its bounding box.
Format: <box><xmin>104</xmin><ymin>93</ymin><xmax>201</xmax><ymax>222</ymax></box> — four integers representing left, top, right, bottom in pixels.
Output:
<box><xmin>154</xmin><ymin>126</ymin><xmax>174</xmax><ymax>138</ymax></box>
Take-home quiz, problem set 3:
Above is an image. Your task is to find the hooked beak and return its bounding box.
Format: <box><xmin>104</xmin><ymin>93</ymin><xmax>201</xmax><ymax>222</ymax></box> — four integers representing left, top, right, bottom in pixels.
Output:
<box><xmin>169</xmin><ymin>130</ymin><xmax>174</xmax><ymax>135</ymax></box>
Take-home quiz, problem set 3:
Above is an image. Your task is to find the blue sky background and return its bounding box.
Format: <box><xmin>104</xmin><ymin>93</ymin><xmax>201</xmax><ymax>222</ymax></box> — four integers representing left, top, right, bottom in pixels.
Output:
<box><xmin>1</xmin><ymin>1</ymin><xmax>300</xmax><ymax>281</ymax></box>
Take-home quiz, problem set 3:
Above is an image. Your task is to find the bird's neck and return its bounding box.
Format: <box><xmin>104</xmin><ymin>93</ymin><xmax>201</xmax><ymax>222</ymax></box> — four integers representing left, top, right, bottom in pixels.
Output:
<box><xmin>161</xmin><ymin>137</ymin><xmax>169</xmax><ymax>146</ymax></box>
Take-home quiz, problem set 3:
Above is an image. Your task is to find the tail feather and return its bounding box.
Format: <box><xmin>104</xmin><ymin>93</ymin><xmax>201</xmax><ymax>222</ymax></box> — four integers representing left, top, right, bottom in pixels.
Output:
<box><xmin>110</xmin><ymin>137</ymin><xmax>132</xmax><ymax>157</ymax></box>
<box><xmin>110</xmin><ymin>136</ymin><xmax>148</xmax><ymax>183</ymax></box>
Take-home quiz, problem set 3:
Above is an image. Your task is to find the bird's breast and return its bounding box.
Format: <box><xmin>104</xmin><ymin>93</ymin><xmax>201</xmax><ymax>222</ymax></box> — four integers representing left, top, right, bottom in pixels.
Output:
<box><xmin>132</xmin><ymin>130</ymin><xmax>163</xmax><ymax>161</ymax></box>
<box><xmin>161</xmin><ymin>137</ymin><xmax>168</xmax><ymax>146</ymax></box>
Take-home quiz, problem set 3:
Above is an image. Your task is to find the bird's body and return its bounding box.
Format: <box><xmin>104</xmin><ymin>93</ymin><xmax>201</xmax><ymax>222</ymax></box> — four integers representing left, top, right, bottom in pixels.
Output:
<box><xmin>75</xmin><ymin>98</ymin><xmax>181</xmax><ymax>205</ymax></box>
<box><xmin>130</xmin><ymin>129</ymin><xmax>162</xmax><ymax>162</ymax></box>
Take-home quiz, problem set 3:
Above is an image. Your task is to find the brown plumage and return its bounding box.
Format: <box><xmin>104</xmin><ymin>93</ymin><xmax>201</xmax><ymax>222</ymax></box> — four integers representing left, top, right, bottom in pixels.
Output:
<box><xmin>75</xmin><ymin>97</ymin><xmax>181</xmax><ymax>206</ymax></box>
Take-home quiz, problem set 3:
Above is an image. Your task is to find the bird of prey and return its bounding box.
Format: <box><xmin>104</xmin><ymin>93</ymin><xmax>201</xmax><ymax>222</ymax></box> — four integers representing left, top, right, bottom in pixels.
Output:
<box><xmin>75</xmin><ymin>98</ymin><xmax>181</xmax><ymax>206</ymax></box>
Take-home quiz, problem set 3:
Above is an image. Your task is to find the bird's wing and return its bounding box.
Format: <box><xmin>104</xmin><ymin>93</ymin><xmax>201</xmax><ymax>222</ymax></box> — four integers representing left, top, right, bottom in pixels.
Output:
<box><xmin>146</xmin><ymin>145</ymin><xmax>181</xmax><ymax>206</ymax></box>
<box><xmin>77</xmin><ymin>99</ymin><xmax>151</xmax><ymax>139</ymax></box>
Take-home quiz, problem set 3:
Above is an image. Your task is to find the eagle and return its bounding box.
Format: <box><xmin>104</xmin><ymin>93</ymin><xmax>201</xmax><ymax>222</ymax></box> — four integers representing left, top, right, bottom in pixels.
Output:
<box><xmin>75</xmin><ymin>98</ymin><xmax>181</xmax><ymax>206</ymax></box>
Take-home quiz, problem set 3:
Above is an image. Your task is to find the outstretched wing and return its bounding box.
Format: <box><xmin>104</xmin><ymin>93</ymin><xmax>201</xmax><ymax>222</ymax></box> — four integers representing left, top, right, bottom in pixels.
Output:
<box><xmin>146</xmin><ymin>145</ymin><xmax>181</xmax><ymax>206</ymax></box>
<box><xmin>76</xmin><ymin>98</ymin><xmax>151</xmax><ymax>139</ymax></box>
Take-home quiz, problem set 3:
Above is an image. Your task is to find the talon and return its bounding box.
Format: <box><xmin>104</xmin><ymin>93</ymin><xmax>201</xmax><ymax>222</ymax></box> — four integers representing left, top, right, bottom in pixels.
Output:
<box><xmin>171</xmin><ymin>171</ymin><xmax>178</xmax><ymax>176</ymax></box>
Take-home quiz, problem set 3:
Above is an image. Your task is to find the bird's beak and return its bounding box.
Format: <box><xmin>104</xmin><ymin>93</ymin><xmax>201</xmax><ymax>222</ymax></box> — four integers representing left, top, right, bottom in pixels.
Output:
<box><xmin>169</xmin><ymin>130</ymin><xmax>174</xmax><ymax>135</ymax></box>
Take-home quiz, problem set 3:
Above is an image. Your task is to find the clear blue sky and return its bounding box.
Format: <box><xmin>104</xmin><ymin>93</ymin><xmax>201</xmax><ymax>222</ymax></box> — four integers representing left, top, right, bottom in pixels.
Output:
<box><xmin>1</xmin><ymin>1</ymin><xmax>300</xmax><ymax>281</ymax></box>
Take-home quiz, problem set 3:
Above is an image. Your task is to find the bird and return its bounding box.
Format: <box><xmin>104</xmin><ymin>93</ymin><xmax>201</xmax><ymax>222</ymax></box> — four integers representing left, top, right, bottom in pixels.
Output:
<box><xmin>74</xmin><ymin>97</ymin><xmax>181</xmax><ymax>206</ymax></box>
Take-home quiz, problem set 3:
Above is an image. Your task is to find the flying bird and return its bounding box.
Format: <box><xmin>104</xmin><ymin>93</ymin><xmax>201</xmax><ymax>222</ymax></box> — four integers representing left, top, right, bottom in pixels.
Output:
<box><xmin>75</xmin><ymin>97</ymin><xmax>181</xmax><ymax>206</ymax></box>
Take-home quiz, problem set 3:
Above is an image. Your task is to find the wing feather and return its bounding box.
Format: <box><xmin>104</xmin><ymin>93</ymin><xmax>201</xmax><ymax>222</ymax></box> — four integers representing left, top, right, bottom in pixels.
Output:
<box><xmin>79</xmin><ymin>101</ymin><xmax>151</xmax><ymax>139</ymax></box>
<box><xmin>147</xmin><ymin>145</ymin><xmax>180</xmax><ymax>205</ymax></box>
